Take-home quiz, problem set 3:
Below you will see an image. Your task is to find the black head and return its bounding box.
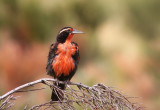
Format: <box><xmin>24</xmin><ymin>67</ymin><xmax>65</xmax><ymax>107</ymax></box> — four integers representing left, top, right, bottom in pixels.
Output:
<box><xmin>56</xmin><ymin>27</ymin><xmax>83</xmax><ymax>43</ymax></box>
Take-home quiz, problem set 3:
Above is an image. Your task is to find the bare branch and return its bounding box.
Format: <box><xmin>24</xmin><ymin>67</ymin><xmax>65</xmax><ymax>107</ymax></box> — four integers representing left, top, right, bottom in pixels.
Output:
<box><xmin>0</xmin><ymin>78</ymin><xmax>143</xmax><ymax>110</ymax></box>
<box><xmin>0</xmin><ymin>78</ymin><xmax>56</xmax><ymax>100</ymax></box>
<box><xmin>0</xmin><ymin>95</ymin><xmax>19</xmax><ymax>110</ymax></box>
<box><xmin>16</xmin><ymin>88</ymin><xmax>46</xmax><ymax>92</ymax></box>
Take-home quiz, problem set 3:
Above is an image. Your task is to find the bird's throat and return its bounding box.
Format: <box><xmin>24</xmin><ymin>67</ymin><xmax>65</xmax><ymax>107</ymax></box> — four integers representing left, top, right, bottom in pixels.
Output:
<box><xmin>66</xmin><ymin>34</ymin><xmax>74</xmax><ymax>43</ymax></box>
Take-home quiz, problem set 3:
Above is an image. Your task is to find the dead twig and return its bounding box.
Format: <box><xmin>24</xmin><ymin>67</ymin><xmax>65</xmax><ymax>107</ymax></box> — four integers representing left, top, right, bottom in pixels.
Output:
<box><xmin>0</xmin><ymin>78</ymin><xmax>143</xmax><ymax>110</ymax></box>
<box><xmin>0</xmin><ymin>78</ymin><xmax>56</xmax><ymax>100</ymax></box>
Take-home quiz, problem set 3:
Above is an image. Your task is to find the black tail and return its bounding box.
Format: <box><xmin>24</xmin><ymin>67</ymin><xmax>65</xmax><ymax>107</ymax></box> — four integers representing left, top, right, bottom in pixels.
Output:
<box><xmin>51</xmin><ymin>83</ymin><xmax>65</xmax><ymax>101</ymax></box>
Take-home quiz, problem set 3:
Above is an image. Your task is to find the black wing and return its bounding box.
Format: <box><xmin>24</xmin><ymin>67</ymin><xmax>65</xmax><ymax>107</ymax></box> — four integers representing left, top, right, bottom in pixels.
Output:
<box><xmin>46</xmin><ymin>42</ymin><xmax>58</xmax><ymax>77</ymax></box>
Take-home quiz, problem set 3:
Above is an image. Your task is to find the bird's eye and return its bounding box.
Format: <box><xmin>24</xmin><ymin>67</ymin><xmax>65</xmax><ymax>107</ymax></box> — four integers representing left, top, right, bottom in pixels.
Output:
<box><xmin>68</xmin><ymin>30</ymin><xmax>72</xmax><ymax>33</ymax></box>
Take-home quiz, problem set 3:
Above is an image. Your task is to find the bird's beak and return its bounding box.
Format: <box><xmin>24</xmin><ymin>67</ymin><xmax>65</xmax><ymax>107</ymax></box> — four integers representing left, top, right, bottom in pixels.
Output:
<box><xmin>72</xmin><ymin>29</ymin><xmax>84</xmax><ymax>34</ymax></box>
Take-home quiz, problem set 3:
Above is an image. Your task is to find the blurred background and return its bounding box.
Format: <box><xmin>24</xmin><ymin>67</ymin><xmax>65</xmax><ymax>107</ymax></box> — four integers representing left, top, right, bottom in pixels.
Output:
<box><xmin>0</xmin><ymin>0</ymin><xmax>160</xmax><ymax>109</ymax></box>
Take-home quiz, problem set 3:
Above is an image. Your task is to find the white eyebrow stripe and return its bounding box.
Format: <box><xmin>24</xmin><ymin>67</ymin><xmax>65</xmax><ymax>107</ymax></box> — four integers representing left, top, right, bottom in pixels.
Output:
<box><xmin>59</xmin><ymin>28</ymin><xmax>71</xmax><ymax>34</ymax></box>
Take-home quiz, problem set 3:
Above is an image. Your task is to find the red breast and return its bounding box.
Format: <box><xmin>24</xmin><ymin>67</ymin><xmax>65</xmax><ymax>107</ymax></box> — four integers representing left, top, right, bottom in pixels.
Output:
<box><xmin>52</xmin><ymin>35</ymin><xmax>77</xmax><ymax>77</ymax></box>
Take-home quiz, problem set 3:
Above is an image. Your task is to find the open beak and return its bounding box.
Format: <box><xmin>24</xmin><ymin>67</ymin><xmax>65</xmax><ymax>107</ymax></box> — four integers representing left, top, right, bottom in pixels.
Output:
<box><xmin>72</xmin><ymin>29</ymin><xmax>84</xmax><ymax>34</ymax></box>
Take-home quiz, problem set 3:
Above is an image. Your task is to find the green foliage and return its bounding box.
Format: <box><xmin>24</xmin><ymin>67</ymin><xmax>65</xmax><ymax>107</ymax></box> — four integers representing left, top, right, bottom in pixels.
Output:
<box><xmin>126</xmin><ymin>0</ymin><xmax>160</xmax><ymax>39</ymax></box>
<box><xmin>71</xmin><ymin>0</ymin><xmax>106</xmax><ymax>28</ymax></box>
<box><xmin>0</xmin><ymin>0</ymin><xmax>106</xmax><ymax>42</ymax></box>
<box><xmin>23</xmin><ymin>2</ymin><xmax>52</xmax><ymax>41</ymax></box>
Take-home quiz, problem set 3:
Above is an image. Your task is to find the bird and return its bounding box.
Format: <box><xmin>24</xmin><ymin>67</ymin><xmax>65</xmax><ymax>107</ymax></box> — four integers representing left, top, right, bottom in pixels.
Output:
<box><xmin>46</xmin><ymin>27</ymin><xmax>83</xmax><ymax>101</ymax></box>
